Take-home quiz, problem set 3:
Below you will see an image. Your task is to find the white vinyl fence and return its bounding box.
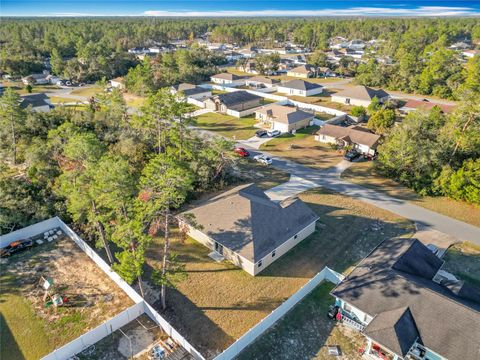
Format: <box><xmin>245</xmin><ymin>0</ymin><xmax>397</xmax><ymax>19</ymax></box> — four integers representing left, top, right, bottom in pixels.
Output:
<box><xmin>1</xmin><ymin>218</ymin><xmax>204</xmax><ymax>360</ymax></box>
<box><xmin>226</xmin><ymin>107</ymin><xmax>259</xmax><ymax>118</ymax></box>
<box><xmin>213</xmin><ymin>267</ymin><xmax>344</xmax><ymax>360</ymax></box>
<box><xmin>187</xmin><ymin>97</ymin><xmax>206</xmax><ymax>108</ymax></box>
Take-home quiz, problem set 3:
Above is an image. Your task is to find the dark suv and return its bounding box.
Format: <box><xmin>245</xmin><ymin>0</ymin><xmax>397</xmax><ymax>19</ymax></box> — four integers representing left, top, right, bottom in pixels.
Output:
<box><xmin>255</xmin><ymin>130</ymin><xmax>268</xmax><ymax>138</ymax></box>
<box><xmin>343</xmin><ymin>150</ymin><xmax>361</xmax><ymax>162</ymax></box>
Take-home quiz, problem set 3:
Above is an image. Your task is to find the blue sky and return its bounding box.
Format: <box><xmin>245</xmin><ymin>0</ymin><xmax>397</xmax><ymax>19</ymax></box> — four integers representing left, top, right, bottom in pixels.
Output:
<box><xmin>2</xmin><ymin>0</ymin><xmax>480</xmax><ymax>17</ymax></box>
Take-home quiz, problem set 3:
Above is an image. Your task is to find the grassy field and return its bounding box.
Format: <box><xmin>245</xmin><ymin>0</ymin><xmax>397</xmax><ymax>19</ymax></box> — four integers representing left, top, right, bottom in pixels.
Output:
<box><xmin>442</xmin><ymin>242</ymin><xmax>480</xmax><ymax>288</ymax></box>
<box><xmin>48</xmin><ymin>96</ymin><xmax>80</xmax><ymax>104</ymax></box>
<box><xmin>237</xmin><ymin>283</ymin><xmax>364</xmax><ymax>360</ymax></box>
<box><xmin>342</xmin><ymin>161</ymin><xmax>480</xmax><ymax>228</ymax></box>
<box><xmin>195</xmin><ymin>112</ymin><xmax>258</xmax><ymax>140</ymax></box>
<box><xmin>260</xmin><ymin>127</ymin><xmax>344</xmax><ymax>170</ymax></box>
<box><xmin>0</xmin><ymin>238</ymin><xmax>133</xmax><ymax>360</ymax></box>
<box><xmin>146</xmin><ymin>188</ymin><xmax>413</xmax><ymax>357</ymax></box>
<box><xmin>2</xmin><ymin>81</ymin><xmax>61</xmax><ymax>95</ymax></box>
<box><xmin>70</xmin><ymin>85</ymin><xmax>103</xmax><ymax>97</ymax></box>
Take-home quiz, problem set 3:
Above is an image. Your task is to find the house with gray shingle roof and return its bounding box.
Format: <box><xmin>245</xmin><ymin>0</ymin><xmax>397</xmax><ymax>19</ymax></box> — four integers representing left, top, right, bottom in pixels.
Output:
<box><xmin>277</xmin><ymin>79</ymin><xmax>323</xmax><ymax>97</ymax></box>
<box><xmin>180</xmin><ymin>184</ymin><xmax>319</xmax><ymax>275</ymax></box>
<box><xmin>170</xmin><ymin>83</ymin><xmax>212</xmax><ymax>100</ymax></box>
<box><xmin>331</xmin><ymin>237</ymin><xmax>480</xmax><ymax>360</ymax></box>
<box><xmin>20</xmin><ymin>93</ymin><xmax>52</xmax><ymax>112</ymax></box>
<box><xmin>210</xmin><ymin>72</ymin><xmax>246</xmax><ymax>86</ymax></box>
<box><xmin>204</xmin><ymin>91</ymin><xmax>262</xmax><ymax>117</ymax></box>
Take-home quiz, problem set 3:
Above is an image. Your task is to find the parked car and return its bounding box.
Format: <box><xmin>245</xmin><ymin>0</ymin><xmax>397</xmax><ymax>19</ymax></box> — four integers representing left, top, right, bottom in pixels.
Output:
<box><xmin>255</xmin><ymin>130</ymin><xmax>268</xmax><ymax>138</ymax></box>
<box><xmin>0</xmin><ymin>239</ymin><xmax>34</xmax><ymax>258</ymax></box>
<box><xmin>267</xmin><ymin>130</ymin><xmax>281</xmax><ymax>137</ymax></box>
<box><xmin>343</xmin><ymin>150</ymin><xmax>360</xmax><ymax>162</ymax></box>
<box><xmin>234</xmin><ymin>147</ymin><xmax>250</xmax><ymax>157</ymax></box>
<box><xmin>254</xmin><ymin>154</ymin><xmax>273</xmax><ymax>165</ymax></box>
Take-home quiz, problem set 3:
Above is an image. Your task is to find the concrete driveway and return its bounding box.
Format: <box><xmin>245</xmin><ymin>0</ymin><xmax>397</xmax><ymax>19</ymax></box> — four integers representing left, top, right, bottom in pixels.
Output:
<box><xmin>238</xmin><ymin>135</ymin><xmax>272</xmax><ymax>149</ymax></box>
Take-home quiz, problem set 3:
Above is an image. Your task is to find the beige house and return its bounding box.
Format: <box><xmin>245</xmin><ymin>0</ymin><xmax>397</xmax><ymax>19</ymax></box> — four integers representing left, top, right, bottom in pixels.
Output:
<box><xmin>287</xmin><ymin>64</ymin><xmax>315</xmax><ymax>78</ymax></box>
<box><xmin>315</xmin><ymin>124</ymin><xmax>381</xmax><ymax>156</ymax></box>
<box><xmin>210</xmin><ymin>73</ymin><xmax>246</xmax><ymax>86</ymax></box>
<box><xmin>255</xmin><ymin>104</ymin><xmax>314</xmax><ymax>133</ymax></box>
<box><xmin>204</xmin><ymin>91</ymin><xmax>262</xmax><ymax>114</ymax></box>
<box><xmin>180</xmin><ymin>184</ymin><xmax>319</xmax><ymax>276</ymax></box>
<box><xmin>331</xmin><ymin>85</ymin><xmax>389</xmax><ymax>107</ymax></box>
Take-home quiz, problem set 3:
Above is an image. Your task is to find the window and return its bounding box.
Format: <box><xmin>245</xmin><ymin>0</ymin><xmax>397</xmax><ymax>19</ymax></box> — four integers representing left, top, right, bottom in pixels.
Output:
<box><xmin>345</xmin><ymin>98</ymin><xmax>351</xmax><ymax>104</ymax></box>
<box><xmin>272</xmin><ymin>250</ymin><xmax>276</xmax><ymax>258</ymax></box>
<box><xmin>258</xmin><ymin>260</ymin><xmax>263</xmax><ymax>267</ymax></box>
<box><xmin>294</xmin><ymin>234</ymin><xmax>298</xmax><ymax>240</ymax></box>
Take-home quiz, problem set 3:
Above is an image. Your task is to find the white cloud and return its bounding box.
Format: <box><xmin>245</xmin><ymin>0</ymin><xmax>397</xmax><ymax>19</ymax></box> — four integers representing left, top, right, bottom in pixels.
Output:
<box><xmin>144</xmin><ymin>6</ymin><xmax>478</xmax><ymax>17</ymax></box>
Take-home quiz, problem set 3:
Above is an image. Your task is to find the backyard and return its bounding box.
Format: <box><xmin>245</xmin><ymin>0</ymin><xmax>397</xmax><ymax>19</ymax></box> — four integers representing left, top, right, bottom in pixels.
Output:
<box><xmin>145</xmin><ymin>188</ymin><xmax>413</xmax><ymax>358</ymax></box>
<box><xmin>195</xmin><ymin>112</ymin><xmax>258</xmax><ymax>140</ymax></box>
<box><xmin>260</xmin><ymin>126</ymin><xmax>344</xmax><ymax>170</ymax></box>
<box><xmin>0</xmin><ymin>235</ymin><xmax>133</xmax><ymax>360</ymax></box>
<box><xmin>442</xmin><ymin>242</ymin><xmax>480</xmax><ymax>288</ymax></box>
<box><xmin>70</xmin><ymin>85</ymin><xmax>103</xmax><ymax>97</ymax></box>
<box><xmin>342</xmin><ymin>160</ymin><xmax>480</xmax><ymax>228</ymax></box>
<box><xmin>237</xmin><ymin>283</ymin><xmax>365</xmax><ymax>360</ymax></box>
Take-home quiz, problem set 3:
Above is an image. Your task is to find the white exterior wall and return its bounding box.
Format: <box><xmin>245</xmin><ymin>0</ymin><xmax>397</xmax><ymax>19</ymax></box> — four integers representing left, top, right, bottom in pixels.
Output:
<box><xmin>336</xmin><ymin>298</ymin><xmax>373</xmax><ymax>325</ymax></box>
<box><xmin>245</xmin><ymin>80</ymin><xmax>275</xmax><ymax>88</ymax></box>
<box><xmin>253</xmin><ymin>221</ymin><xmax>317</xmax><ymax>275</ymax></box>
<box><xmin>272</xmin><ymin>122</ymin><xmax>289</xmax><ymax>132</ymax></box>
<box><xmin>315</xmin><ymin>134</ymin><xmax>337</xmax><ymax>144</ymax></box>
<box><xmin>211</xmin><ymin>78</ymin><xmax>245</xmax><ymax>87</ymax></box>
<box><xmin>188</xmin><ymin>91</ymin><xmax>212</xmax><ymax>100</ymax></box>
<box><xmin>277</xmin><ymin>86</ymin><xmax>323</xmax><ymax>97</ymax></box>
<box><xmin>286</xmin><ymin>71</ymin><xmax>311</xmax><ymax>78</ymax></box>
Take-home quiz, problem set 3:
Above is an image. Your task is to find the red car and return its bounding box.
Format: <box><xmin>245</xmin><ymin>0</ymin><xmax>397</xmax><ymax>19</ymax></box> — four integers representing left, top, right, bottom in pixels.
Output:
<box><xmin>234</xmin><ymin>147</ymin><xmax>250</xmax><ymax>157</ymax></box>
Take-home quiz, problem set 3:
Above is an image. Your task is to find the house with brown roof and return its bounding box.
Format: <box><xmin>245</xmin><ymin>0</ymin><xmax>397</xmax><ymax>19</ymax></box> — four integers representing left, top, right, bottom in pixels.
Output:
<box><xmin>315</xmin><ymin>124</ymin><xmax>380</xmax><ymax>156</ymax></box>
<box><xmin>399</xmin><ymin>99</ymin><xmax>455</xmax><ymax>114</ymax></box>
<box><xmin>331</xmin><ymin>85</ymin><xmax>389</xmax><ymax>107</ymax></box>
<box><xmin>287</xmin><ymin>64</ymin><xmax>316</xmax><ymax>78</ymax></box>
<box><xmin>331</xmin><ymin>237</ymin><xmax>480</xmax><ymax>360</ymax></box>
<box><xmin>255</xmin><ymin>104</ymin><xmax>314</xmax><ymax>133</ymax></box>
<box><xmin>180</xmin><ymin>184</ymin><xmax>319</xmax><ymax>275</ymax></box>
<box><xmin>210</xmin><ymin>72</ymin><xmax>246</xmax><ymax>86</ymax></box>
<box><xmin>245</xmin><ymin>76</ymin><xmax>279</xmax><ymax>89</ymax></box>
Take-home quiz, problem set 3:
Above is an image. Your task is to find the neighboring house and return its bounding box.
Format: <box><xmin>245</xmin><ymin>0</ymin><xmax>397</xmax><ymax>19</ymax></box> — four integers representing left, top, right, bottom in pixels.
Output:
<box><xmin>225</xmin><ymin>51</ymin><xmax>243</xmax><ymax>62</ymax></box>
<box><xmin>255</xmin><ymin>104</ymin><xmax>314</xmax><ymax>133</ymax></box>
<box><xmin>180</xmin><ymin>184</ymin><xmax>319</xmax><ymax>276</ymax></box>
<box><xmin>128</xmin><ymin>47</ymin><xmax>149</xmax><ymax>54</ymax></box>
<box><xmin>22</xmin><ymin>73</ymin><xmax>49</xmax><ymax>85</ymax></box>
<box><xmin>462</xmin><ymin>49</ymin><xmax>480</xmax><ymax>58</ymax></box>
<box><xmin>331</xmin><ymin>237</ymin><xmax>480</xmax><ymax>360</ymax></box>
<box><xmin>237</xmin><ymin>60</ymin><xmax>258</xmax><ymax>74</ymax></box>
<box><xmin>347</xmin><ymin>39</ymin><xmax>366</xmax><ymax>51</ymax></box>
<box><xmin>245</xmin><ymin>76</ymin><xmax>279</xmax><ymax>89</ymax></box>
<box><xmin>317</xmin><ymin>67</ymin><xmax>336</xmax><ymax>77</ymax></box>
<box><xmin>331</xmin><ymin>85</ymin><xmax>389</xmax><ymax>107</ymax></box>
<box><xmin>287</xmin><ymin>64</ymin><xmax>315</xmax><ymax>78</ymax></box>
<box><xmin>110</xmin><ymin>77</ymin><xmax>125</xmax><ymax>89</ymax></box>
<box><xmin>399</xmin><ymin>99</ymin><xmax>455</xmax><ymax>114</ymax></box>
<box><xmin>277</xmin><ymin>79</ymin><xmax>324</xmax><ymax>97</ymax></box>
<box><xmin>238</xmin><ymin>48</ymin><xmax>257</xmax><ymax>58</ymax></box>
<box><xmin>170</xmin><ymin>83</ymin><xmax>212</xmax><ymax>100</ymax></box>
<box><xmin>210</xmin><ymin>73</ymin><xmax>246</xmax><ymax>86</ymax></box>
<box><xmin>449</xmin><ymin>41</ymin><xmax>471</xmax><ymax>50</ymax></box>
<box><xmin>20</xmin><ymin>93</ymin><xmax>52</xmax><ymax>112</ymax></box>
<box><xmin>204</xmin><ymin>91</ymin><xmax>262</xmax><ymax>113</ymax></box>
<box><xmin>315</xmin><ymin>124</ymin><xmax>380</xmax><ymax>156</ymax></box>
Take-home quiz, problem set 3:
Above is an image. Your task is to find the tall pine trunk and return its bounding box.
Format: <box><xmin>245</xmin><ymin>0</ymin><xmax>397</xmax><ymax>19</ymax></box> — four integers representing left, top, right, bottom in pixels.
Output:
<box><xmin>11</xmin><ymin>116</ymin><xmax>16</xmax><ymax>165</ymax></box>
<box><xmin>160</xmin><ymin>208</ymin><xmax>170</xmax><ymax>310</ymax></box>
<box><xmin>92</xmin><ymin>200</ymin><xmax>114</xmax><ymax>264</ymax></box>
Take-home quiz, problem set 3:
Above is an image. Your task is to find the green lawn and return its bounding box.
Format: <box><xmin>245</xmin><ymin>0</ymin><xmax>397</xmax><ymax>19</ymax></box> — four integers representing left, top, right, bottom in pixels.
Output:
<box><xmin>49</xmin><ymin>96</ymin><xmax>79</xmax><ymax>104</ymax></box>
<box><xmin>342</xmin><ymin>161</ymin><xmax>480</xmax><ymax>228</ymax></box>
<box><xmin>70</xmin><ymin>85</ymin><xmax>103</xmax><ymax>97</ymax></box>
<box><xmin>195</xmin><ymin>112</ymin><xmax>258</xmax><ymax>140</ymax></box>
<box><xmin>237</xmin><ymin>283</ymin><xmax>364</xmax><ymax>360</ymax></box>
<box><xmin>261</xmin><ymin>126</ymin><xmax>319</xmax><ymax>147</ymax></box>
<box><xmin>442</xmin><ymin>242</ymin><xmax>480</xmax><ymax>288</ymax></box>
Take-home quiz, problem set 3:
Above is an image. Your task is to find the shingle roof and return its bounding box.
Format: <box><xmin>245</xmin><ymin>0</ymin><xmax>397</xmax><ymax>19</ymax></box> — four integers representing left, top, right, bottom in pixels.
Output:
<box><xmin>211</xmin><ymin>72</ymin><xmax>244</xmax><ymax>81</ymax></box>
<box><xmin>214</xmin><ymin>91</ymin><xmax>262</xmax><ymax>107</ymax></box>
<box><xmin>282</xmin><ymin>79</ymin><xmax>323</xmax><ymax>91</ymax></box>
<box><xmin>288</xmin><ymin>65</ymin><xmax>315</xmax><ymax>74</ymax></box>
<box><xmin>247</xmin><ymin>76</ymin><xmax>279</xmax><ymax>85</ymax></box>
<box><xmin>172</xmin><ymin>83</ymin><xmax>210</xmax><ymax>96</ymax></box>
<box><xmin>364</xmin><ymin>307</ymin><xmax>420</xmax><ymax>357</ymax></box>
<box><xmin>181</xmin><ymin>184</ymin><xmax>319</xmax><ymax>262</ymax></box>
<box><xmin>401</xmin><ymin>99</ymin><xmax>455</xmax><ymax>113</ymax></box>
<box><xmin>331</xmin><ymin>238</ymin><xmax>480</xmax><ymax>360</ymax></box>
<box><xmin>256</xmin><ymin>104</ymin><xmax>313</xmax><ymax>125</ymax></box>
<box><xmin>317</xmin><ymin>124</ymin><xmax>381</xmax><ymax>148</ymax></box>
<box><xmin>333</xmin><ymin>85</ymin><xmax>389</xmax><ymax>101</ymax></box>
<box><xmin>20</xmin><ymin>93</ymin><xmax>50</xmax><ymax>109</ymax></box>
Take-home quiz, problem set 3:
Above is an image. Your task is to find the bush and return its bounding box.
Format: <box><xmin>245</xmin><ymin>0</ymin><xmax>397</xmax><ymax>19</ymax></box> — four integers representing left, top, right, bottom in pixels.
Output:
<box><xmin>351</xmin><ymin>106</ymin><xmax>367</xmax><ymax>117</ymax></box>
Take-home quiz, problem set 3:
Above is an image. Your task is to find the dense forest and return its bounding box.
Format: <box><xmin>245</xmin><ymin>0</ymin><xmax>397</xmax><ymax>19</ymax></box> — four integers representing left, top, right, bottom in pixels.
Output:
<box><xmin>1</xmin><ymin>17</ymin><xmax>480</xmax><ymax>98</ymax></box>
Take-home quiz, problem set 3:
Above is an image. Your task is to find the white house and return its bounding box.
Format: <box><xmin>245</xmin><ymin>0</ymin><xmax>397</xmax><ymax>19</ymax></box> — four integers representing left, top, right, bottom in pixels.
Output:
<box><xmin>277</xmin><ymin>79</ymin><xmax>323</xmax><ymax>97</ymax></box>
<box><xmin>22</xmin><ymin>73</ymin><xmax>50</xmax><ymax>85</ymax></box>
<box><xmin>245</xmin><ymin>76</ymin><xmax>279</xmax><ymax>89</ymax></box>
<box><xmin>170</xmin><ymin>83</ymin><xmax>212</xmax><ymax>100</ymax></box>
<box><xmin>110</xmin><ymin>77</ymin><xmax>125</xmax><ymax>90</ymax></box>
<box><xmin>315</xmin><ymin>124</ymin><xmax>380</xmax><ymax>156</ymax></box>
<box><xmin>180</xmin><ymin>184</ymin><xmax>319</xmax><ymax>276</ymax></box>
<box><xmin>210</xmin><ymin>73</ymin><xmax>246</xmax><ymax>86</ymax></box>
<box><xmin>331</xmin><ymin>85</ymin><xmax>389</xmax><ymax>107</ymax></box>
<box><xmin>20</xmin><ymin>93</ymin><xmax>52</xmax><ymax>112</ymax></box>
<box><xmin>255</xmin><ymin>104</ymin><xmax>314</xmax><ymax>133</ymax></box>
